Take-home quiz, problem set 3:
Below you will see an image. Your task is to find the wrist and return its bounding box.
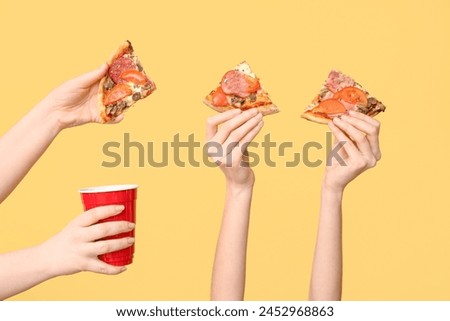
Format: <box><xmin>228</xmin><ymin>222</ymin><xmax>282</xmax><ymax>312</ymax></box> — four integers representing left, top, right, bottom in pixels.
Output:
<box><xmin>226</xmin><ymin>180</ymin><xmax>254</xmax><ymax>197</ymax></box>
<box><xmin>36</xmin><ymin>98</ymin><xmax>66</xmax><ymax>135</ymax></box>
<box><xmin>321</xmin><ymin>177</ymin><xmax>345</xmax><ymax>197</ymax></box>
<box><xmin>224</xmin><ymin>169</ymin><xmax>256</xmax><ymax>191</ymax></box>
<box><xmin>226</xmin><ymin>178</ymin><xmax>254</xmax><ymax>192</ymax></box>
<box><xmin>32</xmin><ymin>243</ymin><xmax>59</xmax><ymax>280</ymax></box>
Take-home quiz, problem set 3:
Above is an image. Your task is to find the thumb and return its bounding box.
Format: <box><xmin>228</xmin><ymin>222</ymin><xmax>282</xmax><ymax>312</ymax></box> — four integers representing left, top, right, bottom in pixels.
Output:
<box><xmin>105</xmin><ymin>113</ymin><xmax>125</xmax><ymax>124</ymax></box>
<box><xmin>76</xmin><ymin>63</ymin><xmax>108</xmax><ymax>87</ymax></box>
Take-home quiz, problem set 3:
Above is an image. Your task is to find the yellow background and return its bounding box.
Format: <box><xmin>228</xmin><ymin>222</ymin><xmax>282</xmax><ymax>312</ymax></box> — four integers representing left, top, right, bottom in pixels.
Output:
<box><xmin>1</xmin><ymin>0</ymin><xmax>449</xmax><ymax>300</ymax></box>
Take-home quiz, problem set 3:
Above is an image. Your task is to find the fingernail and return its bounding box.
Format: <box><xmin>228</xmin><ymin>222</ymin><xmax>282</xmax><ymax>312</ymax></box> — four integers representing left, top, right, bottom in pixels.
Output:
<box><xmin>115</xmin><ymin>205</ymin><xmax>125</xmax><ymax>213</ymax></box>
<box><xmin>128</xmin><ymin>222</ymin><xmax>136</xmax><ymax>229</ymax></box>
<box><xmin>127</xmin><ymin>237</ymin><xmax>135</xmax><ymax>244</ymax></box>
<box><xmin>120</xmin><ymin>266</ymin><xmax>127</xmax><ymax>272</ymax></box>
<box><xmin>258</xmin><ymin>120</ymin><xmax>264</xmax><ymax>126</ymax></box>
<box><xmin>333</xmin><ymin>117</ymin><xmax>341</xmax><ymax>123</ymax></box>
<box><xmin>340</xmin><ymin>115</ymin><xmax>348</xmax><ymax>121</ymax></box>
<box><xmin>256</xmin><ymin>112</ymin><xmax>263</xmax><ymax>119</ymax></box>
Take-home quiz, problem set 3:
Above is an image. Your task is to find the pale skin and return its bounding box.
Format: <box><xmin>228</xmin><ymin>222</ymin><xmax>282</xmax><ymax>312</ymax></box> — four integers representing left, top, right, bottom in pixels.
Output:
<box><xmin>207</xmin><ymin>108</ymin><xmax>264</xmax><ymax>301</ymax></box>
<box><xmin>0</xmin><ymin>64</ymin><xmax>123</xmax><ymax>203</ymax></box>
<box><xmin>0</xmin><ymin>66</ymin><xmax>129</xmax><ymax>299</ymax></box>
<box><xmin>309</xmin><ymin>110</ymin><xmax>382</xmax><ymax>300</ymax></box>
<box><xmin>0</xmin><ymin>205</ymin><xmax>135</xmax><ymax>300</ymax></box>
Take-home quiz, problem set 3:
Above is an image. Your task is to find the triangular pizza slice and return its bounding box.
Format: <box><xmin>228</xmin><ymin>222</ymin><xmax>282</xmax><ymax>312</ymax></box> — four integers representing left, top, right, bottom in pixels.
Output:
<box><xmin>302</xmin><ymin>70</ymin><xmax>386</xmax><ymax>124</ymax></box>
<box><xmin>203</xmin><ymin>61</ymin><xmax>279</xmax><ymax>116</ymax></box>
<box><xmin>98</xmin><ymin>40</ymin><xmax>156</xmax><ymax>122</ymax></box>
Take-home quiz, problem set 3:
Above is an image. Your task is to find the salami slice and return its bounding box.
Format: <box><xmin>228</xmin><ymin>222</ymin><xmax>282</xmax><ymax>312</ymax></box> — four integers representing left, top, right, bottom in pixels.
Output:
<box><xmin>108</xmin><ymin>56</ymin><xmax>137</xmax><ymax>84</ymax></box>
<box><xmin>221</xmin><ymin>70</ymin><xmax>252</xmax><ymax>98</ymax></box>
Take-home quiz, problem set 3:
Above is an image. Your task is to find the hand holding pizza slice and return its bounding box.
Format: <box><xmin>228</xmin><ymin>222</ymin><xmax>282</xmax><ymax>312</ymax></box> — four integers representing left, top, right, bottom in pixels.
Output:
<box><xmin>99</xmin><ymin>40</ymin><xmax>156</xmax><ymax>122</ymax></box>
<box><xmin>203</xmin><ymin>62</ymin><xmax>279</xmax><ymax>116</ymax></box>
<box><xmin>302</xmin><ymin>70</ymin><xmax>386</xmax><ymax>124</ymax></box>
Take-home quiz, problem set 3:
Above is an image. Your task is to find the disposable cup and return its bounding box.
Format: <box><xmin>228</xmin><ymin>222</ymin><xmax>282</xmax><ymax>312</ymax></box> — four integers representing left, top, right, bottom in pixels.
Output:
<box><xmin>79</xmin><ymin>184</ymin><xmax>138</xmax><ymax>266</ymax></box>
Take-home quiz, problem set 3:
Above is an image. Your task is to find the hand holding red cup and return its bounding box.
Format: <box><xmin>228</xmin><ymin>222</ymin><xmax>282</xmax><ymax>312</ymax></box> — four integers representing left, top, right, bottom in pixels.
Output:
<box><xmin>79</xmin><ymin>184</ymin><xmax>138</xmax><ymax>266</ymax></box>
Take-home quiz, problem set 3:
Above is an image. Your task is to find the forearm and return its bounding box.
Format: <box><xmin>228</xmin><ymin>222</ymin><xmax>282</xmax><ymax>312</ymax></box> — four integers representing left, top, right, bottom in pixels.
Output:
<box><xmin>0</xmin><ymin>244</ymin><xmax>54</xmax><ymax>300</ymax></box>
<box><xmin>0</xmin><ymin>99</ymin><xmax>62</xmax><ymax>203</ymax></box>
<box><xmin>211</xmin><ymin>183</ymin><xmax>253</xmax><ymax>301</ymax></box>
<box><xmin>309</xmin><ymin>182</ymin><xmax>343</xmax><ymax>301</ymax></box>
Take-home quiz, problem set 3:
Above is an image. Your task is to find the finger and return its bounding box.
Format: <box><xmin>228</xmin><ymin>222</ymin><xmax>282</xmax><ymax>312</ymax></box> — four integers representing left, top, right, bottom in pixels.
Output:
<box><xmin>333</xmin><ymin>117</ymin><xmax>373</xmax><ymax>157</ymax></box>
<box><xmin>91</xmin><ymin>237</ymin><xmax>135</xmax><ymax>255</ymax></box>
<box><xmin>368</xmin><ymin>135</ymin><xmax>381</xmax><ymax>160</ymax></box>
<box><xmin>213</xmin><ymin>108</ymin><xmax>259</xmax><ymax>144</ymax></box>
<box><xmin>348</xmin><ymin>110</ymin><xmax>381</xmax><ymax>128</ymax></box>
<box><xmin>332</xmin><ymin>133</ymin><xmax>349</xmax><ymax>160</ymax></box>
<box><xmin>221</xmin><ymin>112</ymin><xmax>263</xmax><ymax>155</ymax></box>
<box><xmin>85</xmin><ymin>259</ymin><xmax>127</xmax><ymax>275</ymax></box>
<box><xmin>340</xmin><ymin>114</ymin><xmax>380</xmax><ymax>137</ymax></box>
<box><xmin>216</xmin><ymin>113</ymin><xmax>263</xmax><ymax>166</ymax></box>
<box><xmin>75</xmin><ymin>64</ymin><xmax>109</xmax><ymax>88</ymax></box>
<box><xmin>328</xmin><ymin>120</ymin><xmax>360</xmax><ymax>159</ymax></box>
<box><xmin>347</xmin><ymin>111</ymin><xmax>381</xmax><ymax>159</ymax></box>
<box><xmin>105</xmin><ymin>114</ymin><xmax>125</xmax><ymax>124</ymax></box>
<box><xmin>76</xmin><ymin>205</ymin><xmax>125</xmax><ymax>227</ymax></box>
<box><xmin>229</xmin><ymin>119</ymin><xmax>264</xmax><ymax>166</ymax></box>
<box><xmin>86</xmin><ymin>221</ymin><xmax>135</xmax><ymax>241</ymax></box>
<box><xmin>205</xmin><ymin>109</ymin><xmax>242</xmax><ymax>141</ymax></box>
<box><xmin>240</xmin><ymin>119</ymin><xmax>264</xmax><ymax>149</ymax></box>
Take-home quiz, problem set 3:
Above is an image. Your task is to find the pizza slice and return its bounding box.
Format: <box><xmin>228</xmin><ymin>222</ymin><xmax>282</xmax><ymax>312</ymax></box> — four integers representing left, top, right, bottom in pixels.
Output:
<box><xmin>301</xmin><ymin>70</ymin><xmax>386</xmax><ymax>124</ymax></box>
<box><xmin>203</xmin><ymin>62</ymin><xmax>279</xmax><ymax>116</ymax></box>
<box><xmin>98</xmin><ymin>40</ymin><xmax>156</xmax><ymax>122</ymax></box>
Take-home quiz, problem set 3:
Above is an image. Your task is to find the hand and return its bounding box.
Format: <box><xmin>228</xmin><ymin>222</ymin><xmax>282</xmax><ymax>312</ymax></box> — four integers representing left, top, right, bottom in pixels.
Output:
<box><xmin>43</xmin><ymin>64</ymin><xmax>124</xmax><ymax>130</ymax></box>
<box><xmin>38</xmin><ymin>205</ymin><xmax>135</xmax><ymax>277</ymax></box>
<box><xmin>324</xmin><ymin>110</ymin><xmax>381</xmax><ymax>193</ymax></box>
<box><xmin>206</xmin><ymin>109</ymin><xmax>264</xmax><ymax>189</ymax></box>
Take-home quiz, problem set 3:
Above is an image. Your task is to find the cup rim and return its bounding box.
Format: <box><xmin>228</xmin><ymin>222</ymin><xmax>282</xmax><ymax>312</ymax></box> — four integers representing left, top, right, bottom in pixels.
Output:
<box><xmin>79</xmin><ymin>184</ymin><xmax>139</xmax><ymax>193</ymax></box>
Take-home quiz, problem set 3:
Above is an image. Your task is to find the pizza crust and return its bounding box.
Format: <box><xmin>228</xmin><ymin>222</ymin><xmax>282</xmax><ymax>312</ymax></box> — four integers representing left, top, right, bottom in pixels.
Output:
<box><xmin>255</xmin><ymin>103</ymin><xmax>279</xmax><ymax>116</ymax></box>
<box><xmin>98</xmin><ymin>76</ymin><xmax>109</xmax><ymax>122</ymax></box>
<box><xmin>203</xmin><ymin>96</ymin><xmax>279</xmax><ymax>116</ymax></box>
<box><xmin>301</xmin><ymin>111</ymin><xmax>332</xmax><ymax>124</ymax></box>
<box><xmin>107</xmin><ymin>40</ymin><xmax>132</xmax><ymax>65</ymax></box>
<box><xmin>98</xmin><ymin>40</ymin><xmax>132</xmax><ymax>123</ymax></box>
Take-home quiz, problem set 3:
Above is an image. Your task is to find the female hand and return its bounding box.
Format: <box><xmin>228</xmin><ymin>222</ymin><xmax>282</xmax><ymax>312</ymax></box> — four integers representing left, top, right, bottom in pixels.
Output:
<box><xmin>324</xmin><ymin>110</ymin><xmax>382</xmax><ymax>193</ymax></box>
<box><xmin>39</xmin><ymin>205</ymin><xmax>135</xmax><ymax>277</ymax></box>
<box><xmin>205</xmin><ymin>108</ymin><xmax>264</xmax><ymax>188</ymax></box>
<box><xmin>43</xmin><ymin>64</ymin><xmax>123</xmax><ymax>130</ymax></box>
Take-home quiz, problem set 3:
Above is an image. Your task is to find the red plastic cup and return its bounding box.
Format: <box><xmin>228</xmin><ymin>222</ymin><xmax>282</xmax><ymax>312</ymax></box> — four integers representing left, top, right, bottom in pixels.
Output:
<box><xmin>79</xmin><ymin>184</ymin><xmax>138</xmax><ymax>266</ymax></box>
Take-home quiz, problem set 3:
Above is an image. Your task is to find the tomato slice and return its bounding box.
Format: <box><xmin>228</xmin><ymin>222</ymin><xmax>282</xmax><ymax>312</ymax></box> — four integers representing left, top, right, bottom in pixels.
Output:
<box><xmin>119</xmin><ymin>69</ymin><xmax>149</xmax><ymax>85</ymax></box>
<box><xmin>104</xmin><ymin>84</ymin><xmax>132</xmax><ymax>106</ymax></box>
<box><xmin>211</xmin><ymin>87</ymin><xmax>229</xmax><ymax>107</ymax></box>
<box><xmin>333</xmin><ymin>86</ymin><xmax>367</xmax><ymax>106</ymax></box>
<box><xmin>244</xmin><ymin>74</ymin><xmax>261</xmax><ymax>93</ymax></box>
<box><xmin>315</xmin><ymin>99</ymin><xmax>347</xmax><ymax>115</ymax></box>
